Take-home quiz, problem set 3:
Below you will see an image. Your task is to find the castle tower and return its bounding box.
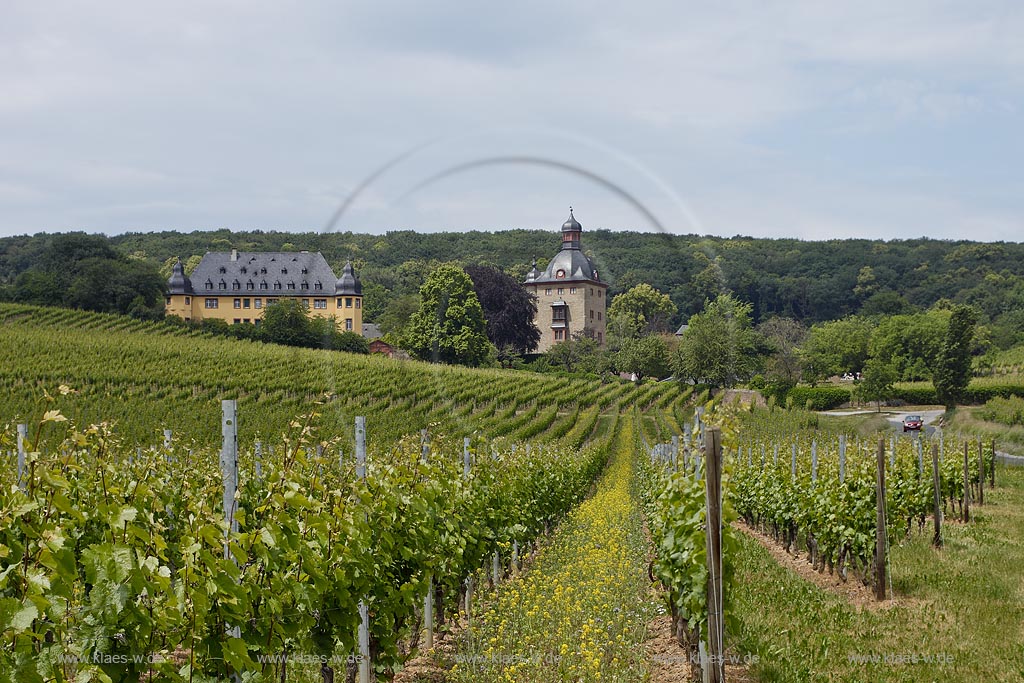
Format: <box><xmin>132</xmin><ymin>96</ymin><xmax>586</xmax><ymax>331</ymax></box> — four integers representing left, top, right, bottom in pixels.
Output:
<box><xmin>524</xmin><ymin>209</ymin><xmax>608</xmax><ymax>352</ymax></box>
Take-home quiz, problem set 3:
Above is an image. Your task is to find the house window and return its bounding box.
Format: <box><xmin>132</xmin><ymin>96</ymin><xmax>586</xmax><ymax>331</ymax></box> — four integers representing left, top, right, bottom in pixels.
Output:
<box><xmin>590</xmin><ymin>309</ymin><xmax>594</xmax><ymax>320</ymax></box>
<box><xmin>598</xmin><ymin>290</ymin><xmax>602</xmax><ymax>297</ymax></box>
<box><xmin>556</xmin><ymin>269</ymin><xmax>565</xmax><ymax>278</ymax></box>
<box><xmin>219</xmin><ymin>280</ymin><xmax>227</xmax><ymax>290</ymax></box>
<box><xmin>243</xmin><ymin>298</ymin><xmax>251</xmax><ymax>309</ymax></box>
<box><xmin>336</xmin><ymin>298</ymin><xmax>342</xmax><ymax>307</ymax></box>
<box><xmin>314</xmin><ymin>299</ymin><xmax>327</xmax><ymax>309</ymax></box>
<box><xmin>243</xmin><ymin>318</ymin><xmax>250</xmax><ymax>324</ymax></box>
<box><xmin>233</xmin><ymin>299</ymin><xmax>241</xmax><ymax>309</ymax></box>
<box><xmin>287</xmin><ymin>281</ymin><xmax>294</xmax><ymax>289</ymax></box>
<box><xmin>185</xmin><ymin>296</ymin><xmax>191</xmax><ymax>305</ymax></box>
<box><xmin>545</xmin><ymin>288</ymin><xmax>552</xmax><ymax>296</ymax></box>
<box><xmin>355</xmin><ymin>299</ymin><xmax>361</xmax><ymax>309</ymax></box>
<box><xmin>552</xmin><ymin>307</ymin><xmax>567</xmax><ymax>322</ymax></box>
<box><xmin>598</xmin><ymin>331</ymin><xmax>603</xmax><ymax>343</ymax></box>
<box><xmin>255</xmin><ymin>298</ymin><xmax>262</xmax><ymax>309</ymax></box>
<box><xmin>314</xmin><ymin>281</ymin><xmax>322</xmax><ymax>291</ymax></box>
<box><xmin>598</xmin><ymin>311</ymin><xmax>602</xmax><ymax>321</ymax></box>
<box><xmin>345</xmin><ymin>318</ymin><xmax>353</xmax><ymax>331</ymax></box>
<box><xmin>302</xmin><ymin>299</ymin><xmax>309</xmax><ymax>308</ymax></box>
<box><xmin>205</xmin><ymin>279</ymin><xmax>213</xmax><ymax>289</ymax></box>
<box><xmin>165</xmin><ymin>297</ymin><xmax>171</xmax><ymax>306</ymax></box>
<box><xmin>233</xmin><ymin>318</ymin><xmax>241</xmax><ymax>324</ymax></box>
<box><xmin>232</xmin><ymin>280</ymin><xmax>240</xmax><ymax>290</ymax></box>
<box><xmin>301</xmin><ymin>281</ymin><xmax>309</xmax><ymax>290</ymax></box>
<box><xmin>345</xmin><ymin>297</ymin><xmax>353</xmax><ymax>308</ymax></box>
<box><xmin>570</xmin><ymin>287</ymin><xmax>577</xmax><ymax>294</ymax></box>
<box><xmin>205</xmin><ymin>298</ymin><xmax>218</xmax><ymax>309</ymax></box>
<box><xmin>554</xmin><ymin>329</ymin><xmax>565</xmax><ymax>341</ymax></box>
<box><xmin>590</xmin><ymin>288</ymin><xmax>594</xmax><ymax>295</ymax></box>
<box><xmin>274</xmin><ymin>281</ymin><xmax>282</xmax><ymax>290</ymax></box>
<box><xmin>260</xmin><ymin>281</ymin><xmax>268</xmax><ymax>290</ymax></box>
<box><xmin>557</xmin><ymin>288</ymin><xmax>564</xmax><ymax>295</ymax></box>
<box><xmin>246</xmin><ymin>281</ymin><xmax>254</xmax><ymax>290</ymax></box>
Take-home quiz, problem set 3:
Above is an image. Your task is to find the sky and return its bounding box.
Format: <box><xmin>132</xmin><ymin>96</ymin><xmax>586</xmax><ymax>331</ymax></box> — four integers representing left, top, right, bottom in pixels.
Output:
<box><xmin>1</xmin><ymin>1</ymin><xmax>1022</xmax><ymax>242</ymax></box>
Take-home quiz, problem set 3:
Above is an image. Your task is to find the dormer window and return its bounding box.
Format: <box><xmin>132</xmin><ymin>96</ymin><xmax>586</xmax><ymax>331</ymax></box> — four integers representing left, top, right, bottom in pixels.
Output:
<box><xmin>556</xmin><ymin>269</ymin><xmax>565</xmax><ymax>279</ymax></box>
<box><xmin>281</xmin><ymin>267</ymin><xmax>288</xmax><ymax>274</ymax></box>
<box><xmin>246</xmin><ymin>280</ymin><xmax>254</xmax><ymax>290</ymax></box>
<box><xmin>314</xmin><ymin>281</ymin><xmax>322</xmax><ymax>291</ymax></box>
<box><xmin>301</xmin><ymin>267</ymin><xmax>308</xmax><ymax>274</ymax></box>
<box><xmin>274</xmin><ymin>281</ymin><xmax>282</xmax><ymax>290</ymax></box>
<box><xmin>232</xmin><ymin>280</ymin><xmax>240</xmax><ymax>290</ymax></box>
<box><xmin>219</xmin><ymin>266</ymin><xmax>227</xmax><ymax>274</ymax></box>
<box><xmin>260</xmin><ymin>267</ymin><xmax>267</xmax><ymax>274</ymax></box>
<box><xmin>287</xmin><ymin>281</ymin><xmax>295</xmax><ymax>289</ymax></box>
<box><xmin>240</xmin><ymin>266</ymin><xmax>247</xmax><ymax>274</ymax></box>
<box><xmin>219</xmin><ymin>280</ymin><xmax>227</xmax><ymax>290</ymax></box>
<box><xmin>259</xmin><ymin>281</ymin><xmax>268</xmax><ymax>290</ymax></box>
<box><xmin>205</xmin><ymin>279</ymin><xmax>213</xmax><ymax>289</ymax></box>
<box><xmin>300</xmin><ymin>281</ymin><xmax>308</xmax><ymax>290</ymax></box>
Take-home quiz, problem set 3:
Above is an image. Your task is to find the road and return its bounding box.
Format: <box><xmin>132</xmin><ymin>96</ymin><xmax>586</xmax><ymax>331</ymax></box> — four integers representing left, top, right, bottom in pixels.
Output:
<box><xmin>885</xmin><ymin>409</ymin><xmax>945</xmax><ymax>438</ymax></box>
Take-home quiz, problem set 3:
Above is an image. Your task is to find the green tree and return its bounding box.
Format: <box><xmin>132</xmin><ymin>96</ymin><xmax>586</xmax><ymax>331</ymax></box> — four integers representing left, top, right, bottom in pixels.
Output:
<box><xmin>617</xmin><ymin>335</ymin><xmax>671</xmax><ymax>382</ymax></box>
<box><xmin>672</xmin><ymin>294</ymin><xmax>757</xmax><ymax>389</ymax></box>
<box><xmin>758</xmin><ymin>317</ymin><xmax>806</xmax><ymax>395</ymax></box>
<box><xmin>259</xmin><ymin>298</ymin><xmax>316</xmax><ymax>348</ymax></box>
<box><xmin>858</xmin><ymin>358</ymin><xmax>898</xmax><ymax>412</ymax></box>
<box><xmin>545</xmin><ymin>333</ymin><xmax>598</xmax><ymax>374</ymax></box>
<box><xmin>868</xmin><ymin>310</ymin><xmax>949</xmax><ymax>381</ymax></box>
<box><xmin>934</xmin><ymin>305</ymin><xmax>978</xmax><ymax>408</ymax></box>
<box><xmin>404</xmin><ymin>264</ymin><xmax>492</xmax><ymax>366</ymax></box>
<box><xmin>800</xmin><ymin>316</ymin><xmax>874</xmax><ymax>383</ymax></box>
<box><xmin>607</xmin><ymin>283</ymin><xmax>678</xmax><ymax>339</ymax></box>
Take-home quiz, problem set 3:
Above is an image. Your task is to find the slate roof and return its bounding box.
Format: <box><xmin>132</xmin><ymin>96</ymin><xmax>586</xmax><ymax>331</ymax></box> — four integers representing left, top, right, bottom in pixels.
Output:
<box><xmin>183</xmin><ymin>251</ymin><xmax>343</xmax><ymax>296</ymax></box>
<box><xmin>527</xmin><ymin>210</ymin><xmax>604</xmax><ymax>285</ymax></box>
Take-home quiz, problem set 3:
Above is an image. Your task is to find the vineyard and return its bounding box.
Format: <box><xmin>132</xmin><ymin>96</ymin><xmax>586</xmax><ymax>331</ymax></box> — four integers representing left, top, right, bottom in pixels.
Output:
<box><xmin>0</xmin><ymin>304</ymin><xmax>687</xmax><ymax>448</ymax></box>
<box><xmin>1</xmin><ymin>305</ymin><xmax>1022</xmax><ymax>682</ymax></box>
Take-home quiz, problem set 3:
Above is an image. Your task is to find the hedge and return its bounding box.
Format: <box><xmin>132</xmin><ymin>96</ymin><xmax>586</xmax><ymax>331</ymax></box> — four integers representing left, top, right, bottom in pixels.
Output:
<box><xmin>785</xmin><ymin>386</ymin><xmax>852</xmax><ymax>410</ymax></box>
<box><xmin>892</xmin><ymin>383</ymin><xmax>1024</xmax><ymax>405</ymax></box>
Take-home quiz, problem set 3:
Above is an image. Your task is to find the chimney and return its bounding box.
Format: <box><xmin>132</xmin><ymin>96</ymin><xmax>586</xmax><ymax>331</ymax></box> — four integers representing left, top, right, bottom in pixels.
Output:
<box><xmin>230</xmin><ymin>249</ymin><xmax>238</xmax><ymax>262</ymax></box>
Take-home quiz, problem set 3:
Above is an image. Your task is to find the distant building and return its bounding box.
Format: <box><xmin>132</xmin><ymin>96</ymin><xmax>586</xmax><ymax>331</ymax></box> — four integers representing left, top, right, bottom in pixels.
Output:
<box><xmin>362</xmin><ymin>323</ymin><xmax>383</xmax><ymax>340</ymax></box>
<box><xmin>524</xmin><ymin>209</ymin><xmax>608</xmax><ymax>352</ymax></box>
<box><xmin>165</xmin><ymin>250</ymin><xmax>364</xmax><ymax>333</ymax></box>
<box><xmin>369</xmin><ymin>339</ymin><xmax>394</xmax><ymax>357</ymax></box>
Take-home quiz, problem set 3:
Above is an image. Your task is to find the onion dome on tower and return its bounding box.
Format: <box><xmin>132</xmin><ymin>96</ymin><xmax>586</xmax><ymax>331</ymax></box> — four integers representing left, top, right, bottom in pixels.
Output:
<box><xmin>335</xmin><ymin>260</ymin><xmax>362</xmax><ymax>295</ymax></box>
<box><xmin>167</xmin><ymin>258</ymin><xmax>193</xmax><ymax>294</ymax></box>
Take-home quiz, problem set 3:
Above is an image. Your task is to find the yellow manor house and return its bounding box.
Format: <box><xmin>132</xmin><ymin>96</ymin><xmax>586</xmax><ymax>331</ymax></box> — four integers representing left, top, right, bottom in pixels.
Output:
<box><xmin>165</xmin><ymin>250</ymin><xmax>363</xmax><ymax>333</ymax></box>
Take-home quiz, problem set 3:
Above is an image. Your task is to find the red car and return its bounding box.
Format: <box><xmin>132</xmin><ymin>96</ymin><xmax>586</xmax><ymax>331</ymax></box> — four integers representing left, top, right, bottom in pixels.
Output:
<box><xmin>902</xmin><ymin>415</ymin><xmax>923</xmax><ymax>432</ymax></box>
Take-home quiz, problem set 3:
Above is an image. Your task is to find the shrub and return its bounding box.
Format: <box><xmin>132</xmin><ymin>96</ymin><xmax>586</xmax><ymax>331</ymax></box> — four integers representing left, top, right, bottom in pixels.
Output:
<box><xmin>978</xmin><ymin>395</ymin><xmax>1024</xmax><ymax>426</ymax></box>
<box><xmin>784</xmin><ymin>386</ymin><xmax>851</xmax><ymax>410</ymax></box>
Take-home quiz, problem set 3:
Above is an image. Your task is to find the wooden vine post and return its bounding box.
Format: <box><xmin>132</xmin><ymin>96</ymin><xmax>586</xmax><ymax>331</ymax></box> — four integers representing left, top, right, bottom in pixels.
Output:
<box><xmin>962</xmin><ymin>441</ymin><xmax>970</xmax><ymax>523</ymax></box>
<box><xmin>875</xmin><ymin>438</ymin><xmax>887</xmax><ymax>601</ymax></box>
<box><xmin>990</xmin><ymin>439</ymin><xmax>996</xmax><ymax>488</ymax></box>
<box><xmin>704</xmin><ymin>427</ymin><xmax>725</xmax><ymax>683</ymax></box>
<box><xmin>930</xmin><ymin>444</ymin><xmax>942</xmax><ymax>548</ymax></box>
<box><xmin>355</xmin><ymin>416</ymin><xmax>371</xmax><ymax>683</ymax></box>
<box><xmin>977</xmin><ymin>438</ymin><xmax>984</xmax><ymax>506</ymax></box>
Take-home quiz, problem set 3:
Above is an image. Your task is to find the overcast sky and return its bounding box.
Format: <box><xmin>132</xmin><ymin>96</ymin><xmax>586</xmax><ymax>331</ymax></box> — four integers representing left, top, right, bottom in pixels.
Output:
<box><xmin>2</xmin><ymin>1</ymin><xmax>1022</xmax><ymax>241</ymax></box>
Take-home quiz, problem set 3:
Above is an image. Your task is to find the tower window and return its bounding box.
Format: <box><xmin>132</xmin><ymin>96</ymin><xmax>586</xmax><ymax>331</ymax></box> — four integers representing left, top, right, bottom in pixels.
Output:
<box><xmin>570</xmin><ymin>287</ymin><xmax>577</xmax><ymax>294</ymax></box>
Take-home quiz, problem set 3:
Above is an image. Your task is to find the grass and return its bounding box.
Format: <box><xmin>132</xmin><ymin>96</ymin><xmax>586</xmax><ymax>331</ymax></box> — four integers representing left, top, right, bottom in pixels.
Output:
<box><xmin>449</xmin><ymin>417</ymin><xmax>655</xmax><ymax>682</ymax></box>
<box><xmin>946</xmin><ymin>407</ymin><xmax>1024</xmax><ymax>456</ymax></box>
<box><xmin>731</xmin><ymin>464</ymin><xmax>1024</xmax><ymax>682</ymax></box>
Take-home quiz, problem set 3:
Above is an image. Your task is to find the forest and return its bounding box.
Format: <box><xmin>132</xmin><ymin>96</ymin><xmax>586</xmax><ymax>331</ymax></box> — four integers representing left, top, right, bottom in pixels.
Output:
<box><xmin>2</xmin><ymin>228</ymin><xmax>1024</xmax><ymax>347</ymax></box>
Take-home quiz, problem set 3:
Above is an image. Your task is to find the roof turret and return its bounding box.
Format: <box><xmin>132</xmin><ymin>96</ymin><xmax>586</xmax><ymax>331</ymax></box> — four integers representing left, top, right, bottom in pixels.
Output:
<box><xmin>335</xmin><ymin>260</ymin><xmax>362</xmax><ymax>295</ymax></box>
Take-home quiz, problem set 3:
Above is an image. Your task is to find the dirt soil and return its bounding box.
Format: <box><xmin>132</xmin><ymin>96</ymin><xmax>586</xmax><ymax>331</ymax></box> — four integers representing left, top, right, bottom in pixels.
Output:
<box><xmin>644</xmin><ymin>614</ymin><xmax>755</xmax><ymax>683</ymax></box>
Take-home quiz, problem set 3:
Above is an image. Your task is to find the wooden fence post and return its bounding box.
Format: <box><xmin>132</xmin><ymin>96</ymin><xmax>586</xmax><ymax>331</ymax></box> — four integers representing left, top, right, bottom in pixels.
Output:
<box><xmin>962</xmin><ymin>441</ymin><xmax>971</xmax><ymax>523</ymax></box>
<box><xmin>704</xmin><ymin>427</ymin><xmax>724</xmax><ymax>683</ymax></box>
<box><xmin>875</xmin><ymin>438</ymin><xmax>887</xmax><ymax>601</ymax></box>
<box><xmin>931</xmin><ymin>444</ymin><xmax>942</xmax><ymax>548</ymax></box>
